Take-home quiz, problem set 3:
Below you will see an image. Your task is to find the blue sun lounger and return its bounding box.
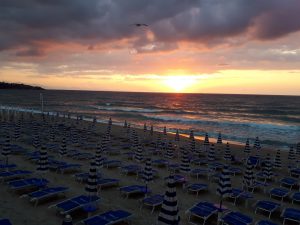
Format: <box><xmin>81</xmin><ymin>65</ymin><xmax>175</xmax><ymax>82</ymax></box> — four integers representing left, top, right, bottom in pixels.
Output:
<box><xmin>291</xmin><ymin>192</ymin><xmax>300</xmax><ymax>204</ymax></box>
<box><xmin>281</xmin><ymin>208</ymin><xmax>300</xmax><ymax>225</ymax></box>
<box><xmin>269</xmin><ymin>188</ymin><xmax>289</xmax><ymax>201</ymax></box>
<box><xmin>140</xmin><ymin>194</ymin><xmax>164</xmax><ymax>213</ymax></box>
<box><xmin>152</xmin><ymin>159</ymin><xmax>169</xmax><ymax>167</ymax></box>
<box><xmin>103</xmin><ymin>160</ymin><xmax>122</xmax><ymax>168</ymax></box>
<box><xmin>48</xmin><ymin>195</ymin><xmax>100</xmax><ymax>215</ymax></box>
<box><xmin>57</xmin><ymin>163</ymin><xmax>81</xmax><ymax>174</ymax></box>
<box><xmin>0</xmin><ymin>164</ymin><xmax>17</xmax><ymax>171</ymax></box>
<box><xmin>255</xmin><ymin>220</ymin><xmax>279</xmax><ymax>225</ymax></box>
<box><xmin>254</xmin><ymin>200</ymin><xmax>281</xmax><ymax>218</ymax></box>
<box><xmin>8</xmin><ymin>178</ymin><xmax>48</xmax><ymax>191</ymax></box>
<box><xmin>186</xmin><ymin>201</ymin><xmax>218</xmax><ymax>225</ymax></box>
<box><xmin>280</xmin><ymin>177</ymin><xmax>298</xmax><ymax>190</ymax></box>
<box><xmin>164</xmin><ymin>174</ymin><xmax>187</xmax><ymax>186</ymax></box>
<box><xmin>0</xmin><ymin>219</ymin><xmax>12</xmax><ymax>225</ymax></box>
<box><xmin>185</xmin><ymin>183</ymin><xmax>208</xmax><ymax>196</ymax></box>
<box><xmin>121</xmin><ymin>164</ymin><xmax>142</xmax><ymax>175</ymax></box>
<box><xmin>247</xmin><ymin>156</ymin><xmax>260</xmax><ymax>168</ymax></box>
<box><xmin>74</xmin><ymin>172</ymin><xmax>102</xmax><ymax>183</ymax></box>
<box><xmin>0</xmin><ymin>170</ymin><xmax>32</xmax><ymax>182</ymax></box>
<box><xmin>120</xmin><ymin>185</ymin><xmax>150</xmax><ymax>198</ymax></box>
<box><xmin>21</xmin><ymin>186</ymin><xmax>68</xmax><ymax>207</ymax></box>
<box><xmin>97</xmin><ymin>178</ymin><xmax>119</xmax><ymax>190</ymax></box>
<box><xmin>290</xmin><ymin>168</ymin><xmax>300</xmax><ymax>178</ymax></box>
<box><xmin>221</xmin><ymin>211</ymin><xmax>253</xmax><ymax>225</ymax></box>
<box><xmin>190</xmin><ymin>168</ymin><xmax>212</xmax><ymax>179</ymax></box>
<box><xmin>80</xmin><ymin>209</ymin><xmax>132</xmax><ymax>225</ymax></box>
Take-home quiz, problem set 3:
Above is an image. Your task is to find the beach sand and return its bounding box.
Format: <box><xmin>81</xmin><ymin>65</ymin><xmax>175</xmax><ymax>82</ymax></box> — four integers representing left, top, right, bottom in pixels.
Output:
<box><xmin>0</xmin><ymin>113</ymin><xmax>298</xmax><ymax>225</ymax></box>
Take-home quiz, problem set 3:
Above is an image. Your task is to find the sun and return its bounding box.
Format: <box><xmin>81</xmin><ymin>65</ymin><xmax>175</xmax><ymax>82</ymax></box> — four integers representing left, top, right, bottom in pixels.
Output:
<box><xmin>164</xmin><ymin>75</ymin><xmax>196</xmax><ymax>92</ymax></box>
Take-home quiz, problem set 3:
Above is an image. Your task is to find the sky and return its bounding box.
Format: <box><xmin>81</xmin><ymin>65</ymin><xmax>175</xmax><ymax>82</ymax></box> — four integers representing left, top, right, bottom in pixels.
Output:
<box><xmin>0</xmin><ymin>0</ymin><xmax>300</xmax><ymax>95</ymax></box>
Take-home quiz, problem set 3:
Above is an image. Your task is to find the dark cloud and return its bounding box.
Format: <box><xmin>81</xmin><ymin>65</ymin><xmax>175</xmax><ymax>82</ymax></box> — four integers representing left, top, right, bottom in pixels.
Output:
<box><xmin>0</xmin><ymin>0</ymin><xmax>299</xmax><ymax>55</ymax></box>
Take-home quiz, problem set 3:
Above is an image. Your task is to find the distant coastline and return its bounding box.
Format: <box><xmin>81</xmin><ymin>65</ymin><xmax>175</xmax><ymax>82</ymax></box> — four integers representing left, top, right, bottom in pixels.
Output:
<box><xmin>0</xmin><ymin>82</ymin><xmax>44</xmax><ymax>90</ymax></box>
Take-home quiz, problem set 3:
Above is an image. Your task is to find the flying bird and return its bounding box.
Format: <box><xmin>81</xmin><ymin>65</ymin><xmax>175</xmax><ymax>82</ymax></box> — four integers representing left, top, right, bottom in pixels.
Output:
<box><xmin>130</xmin><ymin>23</ymin><xmax>149</xmax><ymax>27</ymax></box>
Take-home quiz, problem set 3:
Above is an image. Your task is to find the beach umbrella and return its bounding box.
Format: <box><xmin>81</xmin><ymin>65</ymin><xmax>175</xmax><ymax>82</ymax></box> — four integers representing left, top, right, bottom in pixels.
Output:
<box><xmin>288</xmin><ymin>146</ymin><xmax>295</xmax><ymax>163</ymax></box>
<box><xmin>224</xmin><ymin>142</ymin><xmax>231</xmax><ymax>161</ymax></box>
<box><xmin>150</xmin><ymin>125</ymin><xmax>154</xmax><ymax>136</ymax></box>
<box><xmin>189</xmin><ymin>130</ymin><xmax>194</xmax><ymax>140</ymax></box>
<box><xmin>263</xmin><ymin>154</ymin><xmax>273</xmax><ymax>180</ymax></box>
<box><xmin>2</xmin><ymin>135</ymin><xmax>11</xmax><ymax>166</ymax></box>
<box><xmin>33</xmin><ymin>134</ymin><xmax>40</xmax><ymax>150</ymax></box>
<box><xmin>126</xmin><ymin>123</ymin><xmax>131</xmax><ymax>137</ymax></box>
<box><xmin>253</xmin><ymin>137</ymin><xmax>261</xmax><ymax>156</ymax></box>
<box><xmin>71</xmin><ymin>128</ymin><xmax>79</xmax><ymax>146</ymax></box>
<box><xmin>157</xmin><ymin>175</ymin><xmax>180</xmax><ymax>225</ymax></box>
<box><xmin>189</xmin><ymin>138</ymin><xmax>196</xmax><ymax>153</ymax></box>
<box><xmin>208</xmin><ymin>144</ymin><xmax>215</xmax><ymax>162</ymax></box>
<box><xmin>174</xmin><ymin>129</ymin><xmax>180</xmax><ymax>142</ymax></box>
<box><xmin>296</xmin><ymin>143</ymin><xmax>300</xmax><ymax>157</ymax></box>
<box><xmin>67</xmin><ymin>113</ymin><xmax>71</xmax><ymax>120</ymax></box>
<box><xmin>62</xmin><ymin>215</ymin><xmax>73</xmax><ymax>225</ymax></box>
<box><xmin>143</xmin><ymin>158</ymin><xmax>153</xmax><ymax>193</ymax></box>
<box><xmin>203</xmin><ymin>133</ymin><xmax>210</xmax><ymax>151</ymax></box>
<box><xmin>85</xmin><ymin>160</ymin><xmax>98</xmax><ymax>197</ymax></box>
<box><xmin>216</xmin><ymin>165</ymin><xmax>232</xmax><ymax>209</ymax></box>
<box><xmin>143</xmin><ymin>123</ymin><xmax>147</xmax><ymax>133</ymax></box>
<box><xmin>274</xmin><ymin>149</ymin><xmax>281</xmax><ymax>169</ymax></box>
<box><xmin>163</xmin><ymin>126</ymin><xmax>167</xmax><ymax>136</ymax></box>
<box><xmin>134</xmin><ymin>144</ymin><xmax>144</xmax><ymax>163</ymax></box>
<box><xmin>165</xmin><ymin>142</ymin><xmax>174</xmax><ymax>159</ymax></box>
<box><xmin>14</xmin><ymin>120</ymin><xmax>21</xmax><ymax>140</ymax></box>
<box><xmin>37</xmin><ymin>146</ymin><xmax>49</xmax><ymax>175</ymax></box>
<box><xmin>49</xmin><ymin>126</ymin><xmax>55</xmax><ymax>142</ymax></box>
<box><xmin>92</xmin><ymin>116</ymin><xmax>97</xmax><ymax>126</ymax></box>
<box><xmin>217</xmin><ymin>133</ymin><xmax>222</xmax><ymax>144</ymax></box>
<box><xmin>95</xmin><ymin>143</ymin><xmax>104</xmax><ymax>169</ymax></box>
<box><xmin>59</xmin><ymin>137</ymin><xmax>67</xmax><ymax>157</ymax></box>
<box><xmin>180</xmin><ymin>150</ymin><xmax>191</xmax><ymax>174</ymax></box>
<box><xmin>243</xmin><ymin>158</ymin><xmax>255</xmax><ymax>190</ymax></box>
<box><xmin>108</xmin><ymin>117</ymin><xmax>112</xmax><ymax>126</ymax></box>
<box><xmin>123</xmin><ymin>120</ymin><xmax>127</xmax><ymax>128</ymax></box>
<box><xmin>244</xmin><ymin>139</ymin><xmax>251</xmax><ymax>156</ymax></box>
<box><xmin>156</xmin><ymin>134</ymin><xmax>162</xmax><ymax>150</ymax></box>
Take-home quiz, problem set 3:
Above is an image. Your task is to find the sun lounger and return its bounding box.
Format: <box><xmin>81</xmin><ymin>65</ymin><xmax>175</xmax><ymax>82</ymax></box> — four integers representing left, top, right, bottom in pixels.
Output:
<box><xmin>164</xmin><ymin>174</ymin><xmax>187</xmax><ymax>186</ymax></box>
<box><xmin>191</xmin><ymin>158</ymin><xmax>207</xmax><ymax>166</ymax></box>
<box><xmin>255</xmin><ymin>220</ymin><xmax>279</xmax><ymax>225</ymax></box>
<box><xmin>57</xmin><ymin>163</ymin><xmax>81</xmax><ymax>174</ymax></box>
<box><xmin>48</xmin><ymin>195</ymin><xmax>100</xmax><ymax>215</ymax></box>
<box><xmin>0</xmin><ymin>164</ymin><xmax>17</xmax><ymax>171</ymax></box>
<box><xmin>80</xmin><ymin>209</ymin><xmax>132</xmax><ymax>225</ymax></box>
<box><xmin>168</xmin><ymin>163</ymin><xmax>180</xmax><ymax>172</ymax></box>
<box><xmin>121</xmin><ymin>164</ymin><xmax>142</xmax><ymax>175</ymax></box>
<box><xmin>73</xmin><ymin>172</ymin><xmax>101</xmax><ymax>183</ymax></box>
<box><xmin>281</xmin><ymin>208</ymin><xmax>300</xmax><ymax>225</ymax></box>
<box><xmin>254</xmin><ymin>200</ymin><xmax>281</xmax><ymax>218</ymax></box>
<box><xmin>291</xmin><ymin>192</ymin><xmax>300</xmax><ymax>204</ymax></box>
<box><xmin>0</xmin><ymin>219</ymin><xmax>12</xmax><ymax>225</ymax></box>
<box><xmin>0</xmin><ymin>170</ymin><xmax>32</xmax><ymax>182</ymax></box>
<box><xmin>280</xmin><ymin>177</ymin><xmax>298</xmax><ymax>190</ymax></box>
<box><xmin>21</xmin><ymin>186</ymin><xmax>68</xmax><ymax>207</ymax></box>
<box><xmin>248</xmin><ymin>181</ymin><xmax>270</xmax><ymax>193</ymax></box>
<box><xmin>208</xmin><ymin>162</ymin><xmax>224</xmax><ymax>171</ymax></box>
<box><xmin>185</xmin><ymin>183</ymin><xmax>208</xmax><ymax>196</ymax></box>
<box><xmin>290</xmin><ymin>168</ymin><xmax>300</xmax><ymax>178</ymax></box>
<box><xmin>186</xmin><ymin>201</ymin><xmax>218</xmax><ymax>225</ymax></box>
<box><xmin>228</xmin><ymin>167</ymin><xmax>242</xmax><ymax>176</ymax></box>
<box><xmin>103</xmin><ymin>160</ymin><xmax>122</xmax><ymax>168</ymax></box>
<box><xmin>152</xmin><ymin>159</ymin><xmax>169</xmax><ymax>167</ymax></box>
<box><xmin>140</xmin><ymin>194</ymin><xmax>164</xmax><ymax>213</ymax></box>
<box><xmin>120</xmin><ymin>185</ymin><xmax>150</xmax><ymax>198</ymax></box>
<box><xmin>8</xmin><ymin>178</ymin><xmax>48</xmax><ymax>191</ymax></box>
<box><xmin>190</xmin><ymin>168</ymin><xmax>212</xmax><ymax>179</ymax></box>
<box><xmin>247</xmin><ymin>156</ymin><xmax>260</xmax><ymax>168</ymax></box>
<box><xmin>269</xmin><ymin>188</ymin><xmax>289</xmax><ymax>201</ymax></box>
<box><xmin>221</xmin><ymin>211</ymin><xmax>253</xmax><ymax>225</ymax></box>
<box><xmin>97</xmin><ymin>178</ymin><xmax>119</xmax><ymax>190</ymax></box>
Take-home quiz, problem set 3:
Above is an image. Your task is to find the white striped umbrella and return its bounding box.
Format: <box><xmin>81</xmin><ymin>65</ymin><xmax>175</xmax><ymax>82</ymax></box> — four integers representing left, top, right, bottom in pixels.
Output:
<box><xmin>274</xmin><ymin>149</ymin><xmax>281</xmax><ymax>169</ymax></box>
<box><xmin>180</xmin><ymin>150</ymin><xmax>190</xmax><ymax>174</ymax></box>
<box><xmin>14</xmin><ymin>120</ymin><xmax>21</xmax><ymax>140</ymax></box>
<box><xmin>253</xmin><ymin>137</ymin><xmax>261</xmax><ymax>156</ymax></box>
<box><xmin>203</xmin><ymin>133</ymin><xmax>210</xmax><ymax>151</ymax></box>
<box><xmin>144</xmin><ymin>158</ymin><xmax>153</xmax><ymax>189</ymax></box>
<box><xmin>263</xmin><ymin>154</ymin><xmax>273</xmax><ymax>180</ymax></box>
<box><xmin>123</xmin><ymin>120</ymin><xmax>127</xmax><ymax>128</ymax></box>
<box><xmin>224</xmin><ymin>142</ymin><xmax>231</xmax><ymax>161</ymax></box>
<box><xmin>37</xmin><ymin>146</ymin><xmax>49</xmax><ymax>174</ymax></box>
<box><xmin>189</xmin><ymin>138</ymin><xmax>196</xmax><ymax>153</ymax></box>
<box><xmin>150</xmin><ymin>125</ymin><xmax>154</xmax><ymax>136</ymax></box>
<box><xmin>189</xmin><ymin>130</ymin><xmax>194</xmax><ymax>140</ymax></box>
<box><xmin>288</xmin><ymin>146</ymin><xmax>295</xmax><ymax>162</ymax></box>
<box><xmin>165</xmin><ymin>142</ymin><xmax>174</xmax><ymax>159</ymax></box>
<box><xmin>85</xmin><ymin>160</ymin><xmax>98</xmax><ymax>198</ymax></box>
<box><xmin>2</xmin><ymin>135</ymin><xmax>11</xmax><ymax>165</ymax></box>
<box><xmin>217</xmin><ymin>133</ymin><xmax>222</xmax><ymax>144</ymax></box>
<box><xmin>244</xmin><ymin>139</ymin><xmax>251</xmax><ymax>155</ymax></box>
<box><xmin>243</xmin><ymin>158</ymin><xmax>255</xmax><ymax>190</ymax></box>
<box><xmin>95</xmin><ymin>143</ymin><xmax>104</xmax><ymax>169</ymax></box>
<box><xmin>92</xmin><ymin>117</ymin><xmax>97</xmax><ymax>126</ymax></box>
<box><xmin>33</xmin><ymin>134</ymin><xmax>40</xmax><ymax>150</ymax></box>
<box><xmin>156</xmin><ymin>135</ymin><xmax>162</xmax><ymax>150</ymax></box>
<box><xmin>126</xmin><ymin>123</ymin><xmax>131</xmax><ymax>137</ymax></box>
<box><xmin>174</xmin><ymin>129</ymin><xmax>180</xmax><ymax>142</ymax></box>
<box><xmin>143</xmin><ymin>123</ymin><xmax>147</xmax><ymax>133</ymax></box>
<box><xmin>59</xmin><ymin>137</ymin><xmax>67</xmax><ymax>157</ymax></box>
<box><xmin>296</xmin><ymin>143</ymin><xmax>300</xmax><ymax>156</ymax></box>
<box><xmin>134</xmin><ymin>144</ymin><xmax>144</xmax><ymax>163</ymax></box>
<box><xmin>157</xmin><ymin>175</ymin><xmax>180</xmax><ymax>225</ymax></box>
<box><xmin>217</xmin><ymin>165</ymin><xmax>232</xmax><ymax>208</ymax></box>
<box><xmin>163</xmin><ymin>126</ymin><xmax>167</xmax><ymax>136</ymax></box>
<box><xmin>49</xmin><ymin>126</ymin><xmax>55</xmax><ymax>142</ymax></box>
<box><xmin>208</xmin><ymin>144</ymin><xmax>215</xmax><ymax>162</ymax></box>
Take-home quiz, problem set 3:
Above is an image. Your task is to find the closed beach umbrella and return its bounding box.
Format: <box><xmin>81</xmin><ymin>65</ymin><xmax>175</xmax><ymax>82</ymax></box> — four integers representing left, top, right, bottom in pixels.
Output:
<box><xmin>59</xmin><ymin>137</ymin><xmax>67</xmax><ymax>157</ymax></box>
<box><xmin>208</xmin><ymin>144</ymin><xmax>215</xmax><ymax>162</ymax></box>
<box><xmin>92</xmin><ymin>116</ymin><xmax>97</xmax><ymax>126</ymax></box>
<box><xmin>165</xmin><ymin>142</ymin><xmax>174</xmax><ymax>159</ymax></box>
<box><xmin>14</xmin><ymin>121</ymin><xmax>21</xmax><ymax>140</ymax></box>
<box><xmin>49</xmin><ymin>126</ymin><xmax>55</xmax><ymax>142</ymax></box>
<box><xmin>71</xmin><ymin>128</ymin><xmax>79</xmax><ymax>146</ymax></box>
<box><xmin>217</xmin><ymin>133</ymin><xmax>222</xmax><ymax>144</ymax></box>
<box><xmin>180</xmin><ymin>150</ymin><xmax>190</xmax><ymax>174</ymax></box>
<box><xmin>33</xmin><ymin>134</ymin><xmax>40</xmax><ymax>150</ymax></box>
<box><xmin>37</xmin><ymin>146</ymin><xmax>49</xmax><ymax>174</ymax></box>
<box><xmin>144</xmin><ymin>158</ymin><xmax>153</xmax><ymax>190</ymax></box>
<box><xmin>203</xmin><ymin>133</ymin><xmax>210</xmax><ymax>151</ymax></box>
<box><xmin>175</xmin><ymin>129</ymin><xmax>180</xmax><ymax>142</ymax></box>
<box><xmin>163</xmin><ymin>126</ymin><xmax>167</xmax><ymax>136</ymax></box>
<box><xmin>127</xmin><ymin>123</ymin><xmax>131</xmax><ymax>137</ymax></box>
<box><xmin>243</xmin><ymin>158</ymin><xmax>255</xmax><ymax>190</ymax></box>
<box><xmin>123</xmin><ymin>120</ymin><xmax>127</xmax><ymax>128</ymax></box>
<box><xmin>253</xmin><ymin>137</ymin><xmax>261</xmax><ymax>156</ymax></box>
<box><xmin>134</xmin><ymin>144</ymin><xmax>144</xmax><ymax>163</ymax></box>
<box><xmin>156</xmin><ymin>135</ymin><xmax>162</xmax><ymax>150</ymax></box>
<box><xmin>95</xmin><ymin>143</ymin><xmax>104</xmax><ymax>169</ymax></box>
<box><xmin>157</xmin><ymin>175</ymin><xmax>180</xmax><ymax>225</ymax></box>
<box><xmin>263</xmin><ymin>154</ymin><xmax>273</xmax><ymax>180</ymax></box>
<box><xmin>224</xmin><ymin>142</ymin><xmax>231</xmax><ymax>161</ymax></box>
<box><xmin>143</xmin><ymin>123</ymin><xmax>147</xmax><ymax>133</ymax></box>
<box><xmin>62</xmin><ymin>214</ymin><xmax>73</xmax><ymax>225</ymax></box>
<box><xmin>189</xmin><ymin>138</ymin><xmax>196</xmax><ymax>153</ymax></box>
<box><xmin>288</xmin><ymin>146</ymin><xmax>295</xmax><ymax>162</ymax></box>
<box><xmin>150</xmin><ymin>125</ymin><xmax>154</xmax><ymax>136</ymax></box>
<box><xmin>2</xmin><ymin>135</ymin><xmax>11</xmax><ymax>165</ymax></box>
<box><xmin>274</xmin><ymin>149</ymin><xmax>281</xmax><ymax>169</ymax></box>
<box><xmin>85</xmin><ymin>160</ymin><xmax>98</xmax><ymax>197</ymax></box>
<box><xmin>217</xmin><ymin>165</ymin><xmax>232</xmax><ymax>208</ymax></box>
<box><xmin>244</xmin><ymin>139</ymin><xmax>251</xmax><ymax>156</ymax></box>
<box><xmin>189</xmin><ymin>130</ymin><xmax>194</xmax><ymax>140</ymax></box>
<box><xmin>296</xmin><ymin>143</ymin><xmax>300</xmax><ymax>156</ymax></box>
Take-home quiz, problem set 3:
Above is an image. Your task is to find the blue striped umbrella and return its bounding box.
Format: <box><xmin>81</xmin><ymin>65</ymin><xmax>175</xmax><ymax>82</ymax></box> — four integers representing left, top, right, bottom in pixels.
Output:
<box><xmin>263</xmin><ymin>154</ymin><xmax>273</xmax><ymax>180</ymax></box>
<box><xmin>163</xmin><ymin>126</ymin><xmax>167</xmax><ymax>136</ymax></box>
<box><xmin>85</xmin><ymin>160</ymin><xmax>98</xmax><ymax>197</ymax></box>
<box><xmin>123</xmin><ymin>120</ymin><xmax>127</xmax><ymax>128</ymax></box>
<box><xmin>203</xmin><ymin>133</ymin><xmax>210</xmax><ymax>152</ymax></box>
<box><xmin>208</xmin><ymin>144</ymin><xmax>215</xmax><ymax>162</ymax></box>
<box><xmin>165</xmin><ymin>142</ymin><xmax>174</xmax><ymax>159</ymax></box>
<box><xmin>144</xmin><ymin>158</ymin><xmax>153</xmax><ymax>193</ymax></box>
<box><xmin>59</xmin><ymin>137</ymin><xmax>67</xmax><ymax>157</ymax></box>
<box><xmin>14</xmin><ymin>120</ymin><xmax>21</xmax><ymax>140</ymax></box>
<box><xmin>174</xmin><ymin>129</ymin><xmax>180</xmax><ymax>142</ymax></box>
<box><xmin>190</xmin><ymin>138</ymin><xmax>196</xmax><ymax>153</ymax></box>
<box><xmin>288</xmin><ymin>146</ymin><xmax>295</xmax><ymax>163</ymax></box>
<box><xmin>243</xmin><ymin>158</ymin><xmax>254</xmax><ymax>190</ymax></box>
<box><xmin>217</xmin><ymin>133</ymin><xmax>222</xmax><ymax>144</ymax></box>
<box><xmin>274</xmin><ymin>149</ymin><xmax>281</xmax><ymax>169</ymax></box>
<box><xmin>150</xmin><ymin>125</ymin><xmax>154</xmax><ymax>136</ymax></box>
<box><xmin>157</xmin><ymin>175</ymin><xmax>180</xmax><ymax>225</ymax></box>
<box><xmin>296</xmin><ymin>143</ymin><xmax>300</xmax><ymax>156</ymax></box>
<box><xmin>180</xmin><ymin>150</ymin><xmax>190</xmax><ymax>174</ymax></box>
<box><xmin>224</xmin><ymin>142</ymin><xmax>231</xmax><ymax>161</ymax></box>
<box><xmin>253</xmin><ymin>137</ymin><xmax>261</xmax><ymax>156</ymax></box>
<box><xmin>2</xmin><ymin>135</ymin><xmax>11</xmax><ymax>166</ymax></box>
<box><xmin>244</xmin><ymin>139</ymin><xmax>251</xmax><ymax>156</ymax></box>
<box><xmin>37</xmin><ymin>146</ymin><xmax>49</xmax><ymax>174</ymax></box>
<box><xmin>95</xmin><ymin>143</ymin><xmax>104</xmax><ymax>169</ymax></box>
<box><xmin>189</xmin><ymin>130</ymin><xmax>194</xmax><ymax>140</ymax></box>
<box><xmin>143</xmin><ymin>123</ymin><xmax>147</xmax><ymax>133</ymax></box>
<box><xmin>217</xmin><ymin>165</ymin><xmax>232</xmax><ymax>208</ymax></box>
<box><xmin>33</xmin><ymin>134</ymin><xmax>40</xmax><ymax>150</ymax></box>
<box><xmin>134</xmin><ymin>144</ymin><xmax>144</xmax><ymax>163</ymax></box>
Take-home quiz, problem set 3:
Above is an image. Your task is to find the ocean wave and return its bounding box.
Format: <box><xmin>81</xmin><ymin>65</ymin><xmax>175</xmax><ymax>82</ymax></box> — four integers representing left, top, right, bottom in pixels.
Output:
<box><xmin>91</xmin><ymin>105</ymin><xmax>164</xmax><ymax>113</ymax></box>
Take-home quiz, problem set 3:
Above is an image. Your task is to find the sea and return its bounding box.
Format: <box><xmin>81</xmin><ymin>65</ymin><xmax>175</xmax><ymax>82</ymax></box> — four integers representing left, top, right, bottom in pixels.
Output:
<box><xmin>0</xmin><ymin>90</ymin><xmax>299</xmax><ymax>150</ymax></box>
